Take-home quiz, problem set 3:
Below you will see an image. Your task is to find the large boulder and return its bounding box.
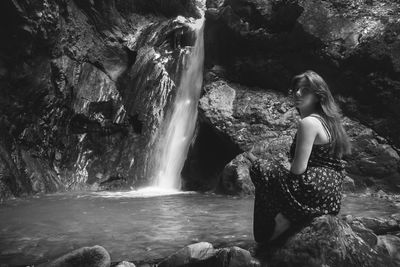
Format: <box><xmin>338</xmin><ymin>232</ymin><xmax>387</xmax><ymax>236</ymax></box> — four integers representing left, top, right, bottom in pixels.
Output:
<box><xmin>259</xmin><ymin>215</ymin><xmax>399</xmax><ymax>267</ymax></box>
<box><xmin>181</xmin><ymin>72</ymin><xmax>297</xmax><ymax>192</ymax></box>
<box><xmin>377</xmin><ymin>234</ymin><xmax>400</xmax><ymax>265</ymax></box>
<box><xmin>43</xmin><ymin>245</ymin><xmax>110</xmax><ymax>267</ymax></box>
<box><xmin>157</xmin><ymin>242</ymin><xmax>216</xmax><ymax>267</ymax></box>
<box><xmin>343</xmin><ymin>117</ymin><xmax>400</xmax><ymax>192</ymax></box>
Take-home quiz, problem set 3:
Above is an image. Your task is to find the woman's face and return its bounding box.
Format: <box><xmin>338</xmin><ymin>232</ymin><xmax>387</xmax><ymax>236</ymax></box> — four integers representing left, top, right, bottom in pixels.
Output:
<box><xmin>291</xmin><ymin>87</ymin><xmax>318</xmax><ymax>109</ymax></box>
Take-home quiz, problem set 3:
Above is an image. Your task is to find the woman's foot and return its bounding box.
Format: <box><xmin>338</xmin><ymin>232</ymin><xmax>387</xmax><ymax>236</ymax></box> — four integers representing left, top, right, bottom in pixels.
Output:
<box><xmin>248</xmin><ymin>242</ymin><xmax>272</xmax><ymax>258</ymax></box>
<box><xmin>268</xmin><ymin>212</ymin><xmax>291</xmax><ymax>242</ymax></box>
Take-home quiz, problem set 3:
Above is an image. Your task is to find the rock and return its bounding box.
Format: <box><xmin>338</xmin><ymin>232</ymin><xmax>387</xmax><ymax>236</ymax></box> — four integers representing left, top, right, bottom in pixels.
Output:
<box><xmin>44</xmin><ymin>245</ymin><xmax>110</xmax><ymax>267</ymax></box>
<box><xmin>352</xmin><ymin>216</ymin><xmax>400</xmax><ymax>235</ymax></box>
<box><xmin>167</xmin><ymin>245</ymin><xmax>260</xmax><ymax>267</ymax></box>
<box><xmin>209</xmin><ymin>246</ymin><xmax>259</xmax><ymax>267</ymax></box>
<box><xmin>115</xmin><ymin>261</ymin><xmax>136</xmax><ymax>267</ymax></box>
<box><xmin>198</xmin><ymin>79</ymin><xmax>297</xmax><ymax>151</ymax></box>
<box><xmin>257</xmin><ymin>215</ymin><xmax>397</xmax><ymax>267</ymax></box>
<box><xmin>157</xmin><ymin>242</ymin><xmax>216</xmax><ymax>267</ymax></box>
<box><xmin>347</xmin><ymin>219</ymin><xmax>379</xmax><ymax>248</ymax></box>
<box><xmin>218</xmin><ymin>153</ymin><xmax>254</xmax><ymax>195</ymax></box>
<box><xmin>131</xmin><ymin>0</ymin><xmax>204</xmax><ymax>18</ymax></box>
<box><xmin>222</xmin><ymin>246</ymin><xmax>256</xmax><ymax>267</ymax></box>
<box><xmin>377</xmin><ymin>234</ymin><xmax>400</xmax><ymax>266</ymax></box>
<box><xmin>343</xmin><ymin>117</ymin><xmax>400</xmax><ymax>192</ymax></box>
<box><xmin>182</xmin><ymin>77</ymin><xmax>297</xmax><ymax>193</ymax></box>
<box><xmin>342</xmin><ymin>175</ymin><xmax>356</xmax><ymax>192</ymax></box>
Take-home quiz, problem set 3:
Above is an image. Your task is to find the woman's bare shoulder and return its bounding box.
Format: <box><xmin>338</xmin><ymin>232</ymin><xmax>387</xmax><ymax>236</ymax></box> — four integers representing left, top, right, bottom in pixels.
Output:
<box><xmin>298</xmin><ymin>116</ymin><xmax>319</xmax><ymax>129</ymax></box>
<box><xmin>295</xmin><ymin>117</ymin><xmax>318</xmax><ymax>141</ymax></box>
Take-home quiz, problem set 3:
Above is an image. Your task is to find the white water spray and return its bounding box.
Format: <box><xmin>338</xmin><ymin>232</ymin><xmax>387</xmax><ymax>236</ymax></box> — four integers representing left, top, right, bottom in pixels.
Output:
<box><xmin>150</xmin><ymin>14</ymin><xmax>205</xmax><ymax>191</ymax></box>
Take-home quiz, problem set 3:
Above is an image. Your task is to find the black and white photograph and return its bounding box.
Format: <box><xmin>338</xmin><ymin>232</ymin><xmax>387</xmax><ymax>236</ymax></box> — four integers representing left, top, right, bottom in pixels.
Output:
<box><xmin>0</xmin><ymin>0</ymin><xmax>400</xmax><ymax>266</ymax></box>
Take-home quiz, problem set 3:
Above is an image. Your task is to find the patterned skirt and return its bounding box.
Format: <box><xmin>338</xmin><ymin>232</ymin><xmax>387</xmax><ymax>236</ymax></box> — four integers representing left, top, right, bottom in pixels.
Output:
<box><xmin>249</xmin><ymin>158</ymin><xmax>345</xmax><ymax>243</ymax></box>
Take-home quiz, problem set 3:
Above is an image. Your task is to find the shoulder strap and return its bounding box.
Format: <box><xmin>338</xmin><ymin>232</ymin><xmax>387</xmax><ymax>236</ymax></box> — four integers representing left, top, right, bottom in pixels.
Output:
<box><xmin>308</xmin><ymin>114</ymin><xmax>331</xmax><ymax>142</ymax></box>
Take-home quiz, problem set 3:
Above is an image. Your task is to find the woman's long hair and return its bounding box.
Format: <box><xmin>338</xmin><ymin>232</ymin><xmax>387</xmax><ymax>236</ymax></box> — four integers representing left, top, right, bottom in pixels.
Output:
<box><xmin>289</xmin><ymin>70</ymin><xmax>352</xmax><ymax>159</ymax></box>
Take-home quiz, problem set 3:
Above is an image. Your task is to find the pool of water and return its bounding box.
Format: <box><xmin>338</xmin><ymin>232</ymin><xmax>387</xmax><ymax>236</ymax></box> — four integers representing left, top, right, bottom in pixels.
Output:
<box><xmin>0</xmin><ymin>188</ymin><xmax>399</xmax><ymax>266</ymax></box>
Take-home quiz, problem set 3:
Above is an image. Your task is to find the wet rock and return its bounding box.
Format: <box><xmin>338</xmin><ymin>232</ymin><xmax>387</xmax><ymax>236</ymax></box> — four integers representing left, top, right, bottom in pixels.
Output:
<box><xmin>115</xmin><ymin>261</ymin><xmax>136</xmax><ymax>267</ymax></box>
<box><xmin>131</xmin><ymin>0</ymin><xmax>204</xmax><ymax>18</ymax></box>
<box><xmin>221</xmin><ymin>246</ymin><xmax>257</xmax><ymax>267</ymax></box>
<box><xmin>209</xmin><ymin>246</ymin><xmax>259</xmax><ymax>267</ymax></box>
<box><xmin>342</xmin><ymin>175</ymin><xmax>356</xmax><ymax>192</ymax></box>
<box><xmin>347</xmin><ymin>218</ymin><xmax>379</xmax><ymax>248</ymax></box>
<box><xmin>218</xmin><ymin>153</ymin><xmax>254</xmax><ymax>195</ymax></box>
<box><xmin>352</xmin><ymin>216</ymin><xmax>400</xmax><ymax>235</ymax></box>
<box><xmin>160</xmin><ymin>245</ymin><xmax>260</xmax><ymax>267</ymax></box>
<box><xmin>45</xmin><ymin>245</ymin><xmax>111</xmax><ymax>267</ymax></box>
<box><xmin>157</xmin><ymin>242</ymin><xmax>216</xmax><ymax>267</ymax></box>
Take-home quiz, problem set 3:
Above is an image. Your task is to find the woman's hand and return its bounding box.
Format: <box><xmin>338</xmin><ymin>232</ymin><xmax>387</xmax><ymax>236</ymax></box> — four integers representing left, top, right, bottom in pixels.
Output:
<box><xmin>244</xmin><ymin>142</ymin><xmax>268</xmax><ymax>163</ymax></box>
<box><xmin>244</xmin><ymin>151</ymin><xmax>258</xmax><ymax>163</ymax></box>
<box><xmin>249</xmin><ymin>142</ymin><xmax>268</xmax><ymax>155</ymax></box>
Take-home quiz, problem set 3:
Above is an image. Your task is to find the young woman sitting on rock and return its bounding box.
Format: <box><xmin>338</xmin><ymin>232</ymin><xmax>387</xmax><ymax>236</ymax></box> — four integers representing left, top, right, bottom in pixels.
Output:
<box><xmin>244</xmin><ymin>70</ymin><xmax>352</xmax><ymax>245</ymax></box>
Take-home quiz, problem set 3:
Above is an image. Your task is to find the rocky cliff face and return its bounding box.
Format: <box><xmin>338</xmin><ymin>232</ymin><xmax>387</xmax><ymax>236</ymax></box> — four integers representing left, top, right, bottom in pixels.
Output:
<box><xmin>204</xmin><ymin>0</ymin><xmax>400</xmax><ymax>146</ymax></box>
<box><xmin>0</xmin><ymin>0</ymin><xmax>205</xmax><ymax>200</ymax></box>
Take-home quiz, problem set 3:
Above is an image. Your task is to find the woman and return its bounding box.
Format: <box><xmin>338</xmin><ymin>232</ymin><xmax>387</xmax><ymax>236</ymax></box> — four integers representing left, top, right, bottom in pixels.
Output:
<box><xmin>244</xmin><ymin>70</ymin><xmax>352</xmax><ymax>245</ymax></box>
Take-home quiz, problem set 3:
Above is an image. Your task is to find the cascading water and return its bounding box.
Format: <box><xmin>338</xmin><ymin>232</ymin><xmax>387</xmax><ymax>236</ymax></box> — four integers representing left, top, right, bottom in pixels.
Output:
<box><xmin>149</xmin><ymin>14</ymin><xmax>205</xmax><ymax>191</ymax></box>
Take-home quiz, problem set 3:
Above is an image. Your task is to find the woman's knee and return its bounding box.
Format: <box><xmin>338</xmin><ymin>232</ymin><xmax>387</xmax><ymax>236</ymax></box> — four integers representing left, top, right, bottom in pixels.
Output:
<box><xmin>249</xmin><ymin>161</ymin><xmax>267</xmax><ymax>183</ymax></box>
<box><xmin>252</xmin><ymin>159</ymin><xmax>276</xmax><ymax>175</ymax></box>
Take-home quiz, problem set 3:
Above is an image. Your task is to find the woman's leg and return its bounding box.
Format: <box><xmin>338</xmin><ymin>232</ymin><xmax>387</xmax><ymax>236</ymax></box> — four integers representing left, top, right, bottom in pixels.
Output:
<box><xmin>269</xmin><ymin>212</ymin><xmax>291</xmax><ymax>241</ymax></box>
<box><xmin>250</xmin><ymin>159</ymin><xmax>280</xmax><ymax>243</ymax></box>
<box><xmin>253</xmin><ymin>186</ymin><xmax>277</xmax><ymax>243</ymax></box>
<box><xmin>249</xmin><ymin>158</ymin><xmax>270</xmax><ymax>191</ymax></box>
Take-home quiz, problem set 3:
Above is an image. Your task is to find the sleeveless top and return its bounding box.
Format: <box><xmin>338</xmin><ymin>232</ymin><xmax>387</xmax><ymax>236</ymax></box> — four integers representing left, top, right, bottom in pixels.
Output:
<box><xmin>288</xmin><ymin>114</ymin><xmax>347</xmax><ymax>173</ymax></box>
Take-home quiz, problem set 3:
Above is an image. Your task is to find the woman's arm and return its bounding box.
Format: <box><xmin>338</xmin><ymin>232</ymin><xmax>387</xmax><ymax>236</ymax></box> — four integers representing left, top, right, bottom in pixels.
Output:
<box><xmin>290</xmin><ymin>117</ymin><xmax>318</xmax><ymax>175</ymax></box>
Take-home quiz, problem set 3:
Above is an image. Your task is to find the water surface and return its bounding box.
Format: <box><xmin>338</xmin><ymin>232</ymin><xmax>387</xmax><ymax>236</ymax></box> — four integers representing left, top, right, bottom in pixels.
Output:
<box><xmin>0</xmin><ymin>190</ymin><xmax>398</xmax><ymax>266</ymax></box>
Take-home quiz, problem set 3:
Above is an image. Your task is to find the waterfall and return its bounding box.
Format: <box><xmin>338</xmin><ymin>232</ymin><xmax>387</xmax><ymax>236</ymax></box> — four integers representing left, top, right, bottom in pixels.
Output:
<box><xmin>150</xmin><ymin>14</ymin><xmax>205</xmax><ymax>190</ymax></box>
